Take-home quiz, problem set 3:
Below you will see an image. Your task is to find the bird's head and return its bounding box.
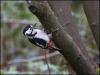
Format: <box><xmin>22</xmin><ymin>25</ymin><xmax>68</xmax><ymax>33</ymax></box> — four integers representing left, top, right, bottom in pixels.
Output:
<box><xmin>23</xmin><ymin>25</ymin><xmax>33</xmax><ymax>37</ymax></box>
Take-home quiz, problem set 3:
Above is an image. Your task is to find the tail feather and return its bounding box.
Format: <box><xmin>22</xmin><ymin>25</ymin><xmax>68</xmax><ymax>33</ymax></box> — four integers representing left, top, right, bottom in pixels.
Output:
<box><xmin>49</xmin><ymin>47</ymin><xmax>62</xmax><ymax>51</ymax></box>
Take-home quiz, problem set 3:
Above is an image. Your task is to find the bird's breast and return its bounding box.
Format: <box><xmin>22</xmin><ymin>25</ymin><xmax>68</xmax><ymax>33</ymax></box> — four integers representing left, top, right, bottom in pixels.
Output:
<box><xmin>34</xmin><ymin>33</ymin><xmax>50</xmax><ymax>43</ymax></box>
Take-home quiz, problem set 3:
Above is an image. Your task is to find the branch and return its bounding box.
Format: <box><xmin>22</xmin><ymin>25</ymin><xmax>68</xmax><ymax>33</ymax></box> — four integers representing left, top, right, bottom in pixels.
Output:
<box><xmin>82</xmin><ymin>1</ymin><xmax>99</xmax><ymax>48</ymax></box>
<box><xmin>1</xmin><ymin>19</ymin><xmax>41</xmax><ymax>26</ymax></box>
<box><xmin>8</xmin><ymin>51</ymin><xmax>60</xmax><ymax>65</ymax></box>
<box><xmin>48</xmin><ymin>1</ymin><xmax>95</xmax><ymax>66</ymax></box>
<box><xmin>27</xmin><ymin>1</ymin><xmax>96</xmax><ymax>74</ymax></box>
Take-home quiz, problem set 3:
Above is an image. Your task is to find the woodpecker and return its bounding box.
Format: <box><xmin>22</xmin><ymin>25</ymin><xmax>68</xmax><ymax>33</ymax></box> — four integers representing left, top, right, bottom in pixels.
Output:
<box><xmin>23</xmin><ymin>24</ymin><xmax>61</xmax><ymax>51</ymax></box>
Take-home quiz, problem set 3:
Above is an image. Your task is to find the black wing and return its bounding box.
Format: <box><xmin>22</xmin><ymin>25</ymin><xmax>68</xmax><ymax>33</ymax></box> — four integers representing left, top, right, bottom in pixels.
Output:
<box><xmin>28</xmin><ymin>38</ymin><xmax>48</xmax><ymax>49</ymax></box>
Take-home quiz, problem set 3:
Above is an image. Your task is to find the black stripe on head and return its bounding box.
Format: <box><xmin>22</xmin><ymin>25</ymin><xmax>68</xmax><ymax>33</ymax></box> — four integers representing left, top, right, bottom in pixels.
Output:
<box><xmin>23</xmin><ymin>25</ymin><xmax>31</xmax><ymax>36</ymax></box>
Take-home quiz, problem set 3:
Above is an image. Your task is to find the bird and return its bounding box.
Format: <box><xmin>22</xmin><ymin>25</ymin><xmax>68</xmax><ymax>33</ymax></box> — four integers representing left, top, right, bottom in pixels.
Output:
<box><xmin>23</xmin><ymin>24</ymin><xmax>61</xmax><ymax>51</ymax></box>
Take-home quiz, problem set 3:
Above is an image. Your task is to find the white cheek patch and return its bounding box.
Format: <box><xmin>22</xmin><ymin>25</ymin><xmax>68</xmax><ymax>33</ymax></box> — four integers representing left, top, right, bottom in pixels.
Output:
<box><xmin>25</xmin><ymin>29</ymin><xmax>32</xmax><ymax>35</ymax></box>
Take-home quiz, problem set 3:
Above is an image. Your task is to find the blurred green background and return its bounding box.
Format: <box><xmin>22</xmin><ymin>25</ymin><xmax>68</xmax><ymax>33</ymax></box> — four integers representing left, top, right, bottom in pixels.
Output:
<box><xmin>0</xmin><ymin>1</ymin><xmax>99</xmax><ymax>74</ymax></box>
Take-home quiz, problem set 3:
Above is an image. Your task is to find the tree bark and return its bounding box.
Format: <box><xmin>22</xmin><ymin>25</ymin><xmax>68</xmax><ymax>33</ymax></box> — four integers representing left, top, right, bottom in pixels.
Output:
<box><xmin>27</xmin><ymin>1</ymin><xmax>96</xmax><ymax>74</ymax></box>
<box><xmin>82</xmin><ymin>1</ymin><xmax>99</xmax><ymax>48</ymax></box>
<box><xmin>48</xmin><ymin>1</ymin><xmax>93</xmax><ymax>64</ymax></box>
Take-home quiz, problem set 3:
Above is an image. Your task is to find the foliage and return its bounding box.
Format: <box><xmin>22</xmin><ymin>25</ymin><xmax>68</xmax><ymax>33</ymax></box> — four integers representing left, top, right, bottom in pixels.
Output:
<box><xmin>1</xmin><ymin>61</ymin><xmax>68</xmax><ymax>74</ymax></box>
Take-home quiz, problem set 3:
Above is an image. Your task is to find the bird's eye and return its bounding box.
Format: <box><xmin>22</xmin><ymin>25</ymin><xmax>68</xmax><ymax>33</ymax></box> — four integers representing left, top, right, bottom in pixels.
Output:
<box><xmin>31</xmin><ymin>27</ymin><xmax>33</xmax><ymax>30</ymax></box>
<box><xmin>30</xmin><ymin>28</ymin><xmax>32</xmax><ymax>30</ymax></box>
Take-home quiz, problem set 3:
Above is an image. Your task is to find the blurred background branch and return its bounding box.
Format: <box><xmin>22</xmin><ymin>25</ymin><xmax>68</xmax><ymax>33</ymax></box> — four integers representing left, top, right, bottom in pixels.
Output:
<box><xmin>8</xmin><ymin>51</ymin><xmax>60</xmax><ymax>65</ymax></box>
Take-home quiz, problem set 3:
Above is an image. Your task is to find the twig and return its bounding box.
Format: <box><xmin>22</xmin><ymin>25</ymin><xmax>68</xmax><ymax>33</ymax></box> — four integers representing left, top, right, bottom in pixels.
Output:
<box><xmin>44</xmin><ymin>51</ymin><xmax>51</xmax><ymax>75</ymax></box>
<box><xmin>1</xmin><ymin>19</ymin><xmax>41</xmax><ymax>26</ymax></box>
<box><xmin>8</xmin><ymin>51</ymin><xmax>60</xmax><ymax>65</ymax></box>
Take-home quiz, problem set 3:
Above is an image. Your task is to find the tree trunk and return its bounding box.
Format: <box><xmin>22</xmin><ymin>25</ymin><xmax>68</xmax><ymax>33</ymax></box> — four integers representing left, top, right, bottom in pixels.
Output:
<box><xmin>27</xmin><ymin>1</ymin><xmax>96</xmax><ymax>74</ymax></box>
<box><xmin>82</xmin><ymin>1</ymin><xmax>99</xmax><ymax>48</ymax></box>
<box><xmin>48</xmin><ymin>1</ymin><xmax>94</xmax><ymax>65</ymax></box>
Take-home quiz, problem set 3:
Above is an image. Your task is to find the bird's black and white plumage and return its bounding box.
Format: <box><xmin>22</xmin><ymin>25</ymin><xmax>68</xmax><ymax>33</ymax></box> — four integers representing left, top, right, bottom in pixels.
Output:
<box><xmin>23</xmin><ymin>25</ymin><xmax>61</xmax><ymax>51</ymax></box>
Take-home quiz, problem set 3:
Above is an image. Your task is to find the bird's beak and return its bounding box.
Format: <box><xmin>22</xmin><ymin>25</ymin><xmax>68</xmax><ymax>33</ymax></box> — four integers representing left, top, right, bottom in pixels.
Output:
<box><xmin>33</xmin><ymin>23</ymin><xmax>37</xmax><ymax>27</ymax></box>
